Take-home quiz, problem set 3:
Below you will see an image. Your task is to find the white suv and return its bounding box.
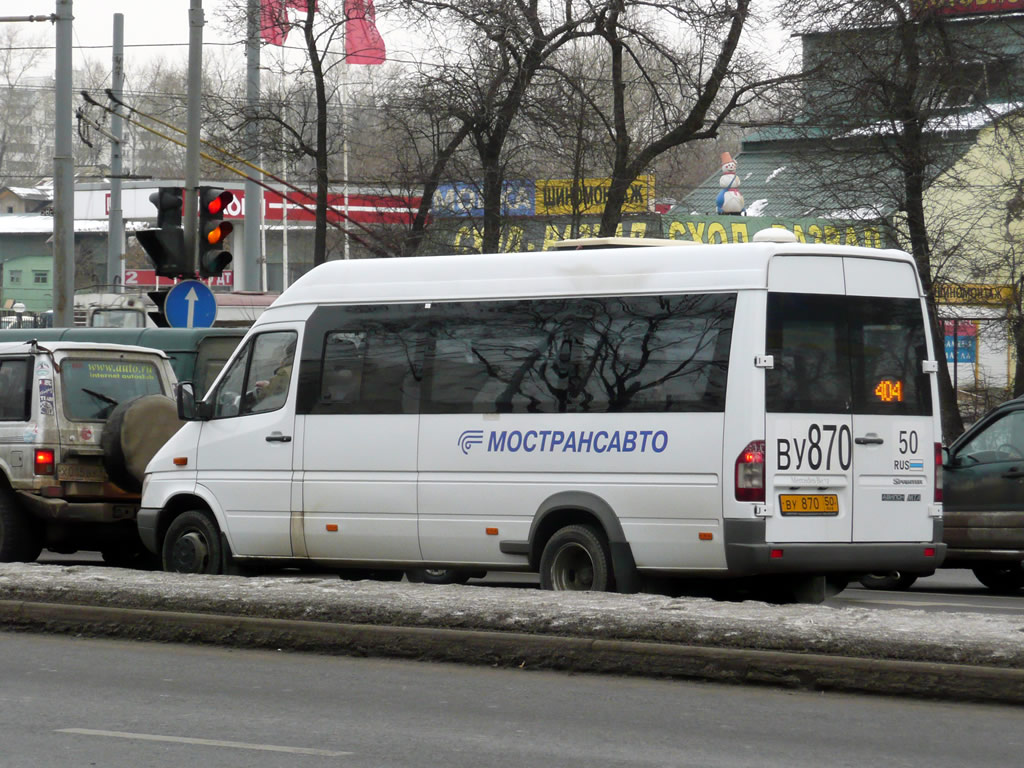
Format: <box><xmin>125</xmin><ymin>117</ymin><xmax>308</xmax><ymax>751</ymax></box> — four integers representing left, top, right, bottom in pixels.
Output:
<box><xmin>0</xmin><ymin>340</ymin><xmax>178</xmax><ymax>566</ymax></box>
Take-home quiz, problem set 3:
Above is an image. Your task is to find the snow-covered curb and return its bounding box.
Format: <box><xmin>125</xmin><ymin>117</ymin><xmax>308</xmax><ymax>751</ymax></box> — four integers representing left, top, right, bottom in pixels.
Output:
<box><xmin>2</xmin><ymin>563</ymin><xmax>1023</xmax><ymax>668</ymax></box>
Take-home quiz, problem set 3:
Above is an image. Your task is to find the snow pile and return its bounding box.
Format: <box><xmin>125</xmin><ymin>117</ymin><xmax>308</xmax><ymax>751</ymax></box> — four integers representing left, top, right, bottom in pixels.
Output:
<box><xmin>2</xmin><ymin>563</ymin><xmax>1023</xmax><ymax>668</ymax></box>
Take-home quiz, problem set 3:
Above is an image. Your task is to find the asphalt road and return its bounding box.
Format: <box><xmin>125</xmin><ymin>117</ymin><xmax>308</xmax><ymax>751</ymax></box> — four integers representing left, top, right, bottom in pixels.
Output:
<box><xmin>2</xmin><ymin>631</ymin><xmax>1023</xmax><ymax>768</ymax></box>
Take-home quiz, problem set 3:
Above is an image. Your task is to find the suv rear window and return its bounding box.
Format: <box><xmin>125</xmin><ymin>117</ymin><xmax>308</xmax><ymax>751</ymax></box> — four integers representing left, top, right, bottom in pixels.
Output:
<box><xmin>766</xmin><ymin>292</ymin><xmax>932</xmax><ymax>416</ymax></box>
<box><xmin>61</xmin><ymin>358</ymin><xmax>165</xmax><ymax>421</ymax></box>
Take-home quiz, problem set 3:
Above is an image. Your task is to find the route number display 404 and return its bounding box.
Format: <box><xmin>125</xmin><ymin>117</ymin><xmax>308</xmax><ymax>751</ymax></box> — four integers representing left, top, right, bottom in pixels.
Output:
<box><xmin>874</xmin><ymin>379</ymin><xmax>904</xmax><ymax>402</ymax></box>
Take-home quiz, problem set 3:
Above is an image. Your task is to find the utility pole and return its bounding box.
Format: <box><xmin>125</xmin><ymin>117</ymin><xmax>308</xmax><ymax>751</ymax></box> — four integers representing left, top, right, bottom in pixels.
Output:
<box><xmin>243</xmin><ymin>0</ymin><xmax>262</xmax><ymax>291</ymax></box>
<box><xmin>184</xmin><ymin>0</ymin><xmax>204</xmax><ymax>272</ymax></box>
<box><xmin>53</xmin><ymin>0</ymin><xmax>74</xmax><ymax>326</ymax></box>
<box><xmin>107</xmin><ymin>13</ymin><xmax>125</xmax><ymax>290</ymax></box>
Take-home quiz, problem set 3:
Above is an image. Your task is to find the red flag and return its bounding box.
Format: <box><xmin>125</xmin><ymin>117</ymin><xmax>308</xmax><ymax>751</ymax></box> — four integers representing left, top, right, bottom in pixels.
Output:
<box><xmin>260</xmin><ymin>0</ymin><xmax>288</xmax><ymax>45</ymax></box>
<box><xmin>345</xmin><ymin>0</ymin><xmax>386</xmax><ymax>65</ymax></box>
<box><xmin>260</xmin><ymin>0</ymin><xmax>318</xmax><ymax>46</ymax></box>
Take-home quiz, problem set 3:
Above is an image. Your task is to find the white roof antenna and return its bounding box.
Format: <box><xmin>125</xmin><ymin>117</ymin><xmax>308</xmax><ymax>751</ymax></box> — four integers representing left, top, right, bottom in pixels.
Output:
<box><xmin>751</xmin><ymin>228</ymin><xmax>798</xmax><ymax>244</ymax></box>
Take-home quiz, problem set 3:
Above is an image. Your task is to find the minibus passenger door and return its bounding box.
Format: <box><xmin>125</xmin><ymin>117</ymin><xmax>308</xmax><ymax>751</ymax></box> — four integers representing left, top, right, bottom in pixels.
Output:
<box><xmin>300</xmin><ymin>324</ymin><xmax>423</xmax><ymax>563</ymax></box>
<box><xmin>196</xmin><ymin>328</ymin><xmax>299</xmax><ymax>558</ymax></box>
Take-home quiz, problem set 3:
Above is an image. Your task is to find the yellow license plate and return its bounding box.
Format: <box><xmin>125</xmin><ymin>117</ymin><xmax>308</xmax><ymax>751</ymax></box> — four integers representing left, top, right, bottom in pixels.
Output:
<box><xmin>779</xmin><ymin>493</ymin><xmax>839</xmax><ymax>515</ymax></box>
<box><xmin>57</xmin><ymin>463</ymin><xmax>107</xmax><ymax>483</ymax></box>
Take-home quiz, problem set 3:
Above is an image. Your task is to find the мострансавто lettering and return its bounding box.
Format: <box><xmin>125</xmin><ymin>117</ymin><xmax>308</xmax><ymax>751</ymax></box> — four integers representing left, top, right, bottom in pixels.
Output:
<box><xmin>485</xmin><ymin>429</ymin><xmax>668</xmax><ymax>454</ymax></box>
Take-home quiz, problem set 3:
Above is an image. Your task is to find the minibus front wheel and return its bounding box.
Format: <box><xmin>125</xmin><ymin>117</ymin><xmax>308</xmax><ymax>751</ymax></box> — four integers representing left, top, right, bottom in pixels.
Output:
<box><xmin>162</xmin><ymin>510</ymin><xmax>223</xmax><ymax>575</ymax></box>
<box><xmin>539</xmin><ymin>524</ymin><xmax>612</xmax><ymax>591</ymax></box>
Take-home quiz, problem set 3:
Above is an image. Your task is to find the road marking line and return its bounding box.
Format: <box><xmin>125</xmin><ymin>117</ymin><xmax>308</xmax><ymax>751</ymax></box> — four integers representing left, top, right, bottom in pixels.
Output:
<box><xmin>56</xmin><ymin>728</ymin><xmax>351</xmax><ymax>757</ymax></box>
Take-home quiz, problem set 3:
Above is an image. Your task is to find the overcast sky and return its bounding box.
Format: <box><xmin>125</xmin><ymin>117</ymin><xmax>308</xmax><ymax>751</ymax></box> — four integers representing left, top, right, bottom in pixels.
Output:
<box><xmin>11</xmin><ymin>1</ymin><xmax>795</xmax><ymax>80</ymax></box>
<box><xmin>12</xmin><ymin>2</ymin><xmax>242</xmax><ymax>77</ymax></box>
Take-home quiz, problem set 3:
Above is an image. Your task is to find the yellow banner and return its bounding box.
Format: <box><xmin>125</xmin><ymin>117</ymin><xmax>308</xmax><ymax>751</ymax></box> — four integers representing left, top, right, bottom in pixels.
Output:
<box><xmin>536</xmin><ymin>176</ymin><xmax>653</xmax><ymax>215</ymax></box>
<box><xmin>934</xmin><ymin>283</ymin><xmax>1014</xmax><ymax>305</ymax></box>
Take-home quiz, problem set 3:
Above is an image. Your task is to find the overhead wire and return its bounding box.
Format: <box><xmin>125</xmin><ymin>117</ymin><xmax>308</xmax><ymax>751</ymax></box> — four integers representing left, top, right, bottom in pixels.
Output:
<box><xmin>80</xmin><ymin>89</ymin><xmax>393</xmax><ymax>256</ymax></box>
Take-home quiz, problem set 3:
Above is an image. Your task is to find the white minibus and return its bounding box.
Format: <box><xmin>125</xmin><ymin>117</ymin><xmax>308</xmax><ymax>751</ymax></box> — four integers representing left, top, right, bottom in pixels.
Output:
<box><xmin>138</xmin><ymin>232</ymin><xmax>945</xmax><ymax>601</ymax></box>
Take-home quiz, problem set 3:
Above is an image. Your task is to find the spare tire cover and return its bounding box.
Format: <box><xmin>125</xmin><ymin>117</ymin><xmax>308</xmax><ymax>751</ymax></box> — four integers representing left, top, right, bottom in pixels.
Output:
<box><xmin>101</xmin><ymin>394</ymin><xmax>185</xmax><ymax>493</ymax></box>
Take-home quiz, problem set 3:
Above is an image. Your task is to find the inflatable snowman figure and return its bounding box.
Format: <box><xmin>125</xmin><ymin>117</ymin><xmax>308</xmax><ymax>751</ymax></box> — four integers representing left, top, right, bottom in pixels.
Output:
<box><xmin>716</xmin><ymin>151</ymin><xmax>745</xmax><ymax>215</ymax></box>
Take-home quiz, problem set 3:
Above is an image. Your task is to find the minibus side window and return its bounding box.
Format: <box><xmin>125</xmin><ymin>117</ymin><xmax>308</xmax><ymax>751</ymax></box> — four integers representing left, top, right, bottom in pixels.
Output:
<box><xmin>209</xmin><ymin>331</ymin><xmax>297</xmax><ymax>418</ymax></box>
<box><xmin>424</xmin><ymin>300</ymin><xmax>567</xmax><ymax>414</ymax></box>
<box><xmin>247</xmin><ymin>333</ymin><xmax>297</xmax><ymax>414</ymax></box>
<box><xmin>210</xmin><ymin>341</ymin><xmax>250</xmax><ymax>419</ymax></box>
<box><xmin>320</xmin><ymin>333</ymin><xmax>363</xmax><ymax>405</ymax></box>
<box><xmin>315</xmin><ymin>326</ymin><xmax>422</xmax><ymax>415</ymax></box>
<box><xmin>571</xmin><ymin>294</ymin><xmax>734</xmax><ymax>413</ymax></box>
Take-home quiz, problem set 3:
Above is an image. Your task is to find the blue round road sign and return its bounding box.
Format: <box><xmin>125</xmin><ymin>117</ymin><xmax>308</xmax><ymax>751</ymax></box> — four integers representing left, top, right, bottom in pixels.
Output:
<box><xmin>164</xmin><ymin>280</ymin><xmax>218</xmax><ymax>328</ymax></box>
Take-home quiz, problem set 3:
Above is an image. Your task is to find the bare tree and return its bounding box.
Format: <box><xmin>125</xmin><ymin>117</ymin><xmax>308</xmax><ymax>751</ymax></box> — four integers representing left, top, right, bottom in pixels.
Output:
<box><xmin>215</xmin><ymin>1</ymin><xmax>396</xmax><ymax>263</ymax></box>
<box><xmin>927</xmin><ymin>113</ymin><xmax>1024</xmax><ymax>401</ymax></box>
<box><xmin>589</xmin><ymin>0</ymin><xmax>792</xmax><ymax>235</ymax></box>
<box><xmin>387</xmin><ymin>0</ymin><xmax>612</xmax><ymax>253</ymax></box>
<box><xmin>0</xmin><ymin>26</ymin><xmax>51</xmax><ymax>186</ymax></box>
<box><xmin>776</xmin><ymin>0</ymin><xmax>1024</xmax><ymax>438</ymax></box>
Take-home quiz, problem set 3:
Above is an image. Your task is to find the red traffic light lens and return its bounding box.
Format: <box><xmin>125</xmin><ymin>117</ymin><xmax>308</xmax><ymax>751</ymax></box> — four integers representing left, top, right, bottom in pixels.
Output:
<box><xmin>203</xmin><ymin>189</ymin><xmax>234</xmax><ymax>216</ymax></box>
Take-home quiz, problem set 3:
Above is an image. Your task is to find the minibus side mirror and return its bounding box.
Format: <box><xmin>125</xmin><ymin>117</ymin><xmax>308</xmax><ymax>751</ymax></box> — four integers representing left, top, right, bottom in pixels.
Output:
<box><xmin>941</xmin><ymin>445</ymin><xmax>951</xmax><ymax>467</ymax></box>
<box><xmin>176</xmin><ymin>381</ymin><xmax>203</xmax><ymax>421</ymax></box>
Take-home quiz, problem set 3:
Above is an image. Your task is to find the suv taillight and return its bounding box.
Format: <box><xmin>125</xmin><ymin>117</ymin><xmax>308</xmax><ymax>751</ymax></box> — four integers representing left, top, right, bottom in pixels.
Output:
<box><xmin>934</xmin><ymin>442</ymin><xmax>943</xmax><ymax>503</ymax></box>
<box><xmin>735</xmin><ymin>440</ymin><xmax>765</xmax><ymax>502</ymax></box>
<box><xmin>34</xmin><ymin>449</ymin><xmax>55</xmax><ymax>476</ymax></box>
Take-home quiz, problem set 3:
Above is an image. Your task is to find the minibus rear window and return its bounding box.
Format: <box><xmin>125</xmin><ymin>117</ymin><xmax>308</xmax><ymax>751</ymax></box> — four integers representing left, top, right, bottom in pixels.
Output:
<box><xmin>766</xmin><ymin>293</ymin><xmax>931</xmax><ymax>416</ymax></box>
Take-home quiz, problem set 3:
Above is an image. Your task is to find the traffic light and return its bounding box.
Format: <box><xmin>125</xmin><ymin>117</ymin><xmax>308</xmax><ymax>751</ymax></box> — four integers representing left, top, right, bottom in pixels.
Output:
<box><xmin>198</xmin><ymin>186</ymin><xmax>235</xmax><ymax>278</ymax></box>
<box><xmin>147</xmin><ymin>289</ymin><xmax>170</xmax><ymax>328</ymax></box>
<box><xmin>151</xmin><ymin>186</ymin><xmax>183</xmax><ymax>228</ymax></box>
<box><xmin>136</xmin><ymin>186</ymin><xmax>189</xmax><ymax>279</ymax></box>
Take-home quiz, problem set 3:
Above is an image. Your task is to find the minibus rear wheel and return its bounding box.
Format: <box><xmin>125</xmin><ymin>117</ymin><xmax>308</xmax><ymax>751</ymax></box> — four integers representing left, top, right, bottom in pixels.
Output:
<box><xmin>539</xmin><ymin>524</ymin><xmax>611</xmax><ymax>592</ymax></box>
<box><xmin>162</xmin><ymin>510</ymin><xmax>223</xmax><ymax>574</ymax></box>
<box><xmin>858</xmin><ymin>571</ymin><xmax>918</xmax><ymax>591</ymax></box>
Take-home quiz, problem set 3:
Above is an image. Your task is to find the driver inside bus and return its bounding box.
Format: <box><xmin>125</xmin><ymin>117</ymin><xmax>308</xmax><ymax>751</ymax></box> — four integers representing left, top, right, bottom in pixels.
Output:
<box><xmin>253</xmin><ymin>339</ymin><xmax>296</xmax><ymax>409</ymax></box>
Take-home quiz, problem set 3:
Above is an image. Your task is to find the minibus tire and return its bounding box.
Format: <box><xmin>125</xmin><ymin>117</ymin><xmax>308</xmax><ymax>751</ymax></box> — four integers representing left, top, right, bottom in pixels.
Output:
<box><xmin>406</xmin><ymin>568</ymin><xmax>475</xmax><ymax>585</ymax></box>
<box><xmin>0</xmin><ymin>491</ymin><xmax>42</xmax><ymax>563</ymax></box>
<box><xmin>858</xmin><ymin>571</ymin><xmax>919</xmax><ymax>591</ymax></box>
<box><xmin>539</xmin><ymin>524</ymin><xmax>612</xmax><ymax>592</ymax></box>
<box><xmin>972</xmin><ymin>564</ymin><xmax>1024</xmax><ymax>594</ymax></box>
<box><xmin>102</xmin><ymin>394</ymin><xmax>185</xmax><ymax>494</ymax></box>
<box><xmin>162</xmin><ymin>510</ymin><xmax>223</xmax><ymax>575</ymax></box>
<box><xmin>101</xmin><ymin>545</ymin><xmax>159</xmax><ymax>570</ymax></box>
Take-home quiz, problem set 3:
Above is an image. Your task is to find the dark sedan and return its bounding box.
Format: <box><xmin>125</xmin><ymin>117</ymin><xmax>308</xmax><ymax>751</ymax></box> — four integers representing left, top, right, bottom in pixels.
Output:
<box><xmin>941</xmin><ymin>395</ymin><xmax>1024</xmax><ymax>592</ymax></box>
<box><xmin>861</xmin><ymin>395</ymin><xmax>1024</xmax><ymax>592</ymax></box>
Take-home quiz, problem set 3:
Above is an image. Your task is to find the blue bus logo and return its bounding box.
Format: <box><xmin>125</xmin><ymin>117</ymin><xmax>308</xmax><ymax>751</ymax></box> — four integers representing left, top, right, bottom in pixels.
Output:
<box><xmin>458</xmin><ymin>430</ymin><xmax>485</xmax><ymax>454</ymax></box>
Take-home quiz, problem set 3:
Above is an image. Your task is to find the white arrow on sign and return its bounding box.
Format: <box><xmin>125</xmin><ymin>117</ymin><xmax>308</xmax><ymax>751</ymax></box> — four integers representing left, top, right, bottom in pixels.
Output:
<box><xmin>185</xmin><ymin>286</ymin><xmax>198</xmax><ymax>328</ymax></box>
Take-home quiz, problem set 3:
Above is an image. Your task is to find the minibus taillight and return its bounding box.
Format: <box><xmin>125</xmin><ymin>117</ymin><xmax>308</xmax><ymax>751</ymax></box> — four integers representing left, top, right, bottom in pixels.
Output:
<box><xmin>735</xmin><ymin>440</ymin><xmax>765</xmax><ymax>502</ymax></box>
<box><xmin>934</xmin><ymin>442</ymin><xmax>943</xmax><ymax>503</ymax></box>
<box><xmin>34</xmin><ymin>449</ymin><xmax>55</xmax><ymax>476</ymax></box>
